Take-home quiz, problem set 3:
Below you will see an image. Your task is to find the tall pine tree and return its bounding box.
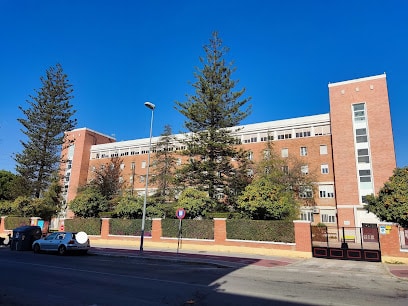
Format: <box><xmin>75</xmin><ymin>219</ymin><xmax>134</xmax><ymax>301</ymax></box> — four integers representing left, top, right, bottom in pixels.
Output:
<box><xmin>175</xmin><ymin>32</ymin><xmax>252</xmax><ymax>202</ymax></box>
<box><xmin>15</xmin><ymin>63</ymin><xmax>77</xmax><ymax>198</ymax></box>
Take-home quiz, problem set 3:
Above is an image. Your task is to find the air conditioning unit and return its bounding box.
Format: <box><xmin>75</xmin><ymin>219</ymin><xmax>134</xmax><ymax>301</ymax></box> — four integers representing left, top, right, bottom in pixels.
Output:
<box><xmin>313</xmin><ymin>208</ymin><xmax>320</xmax><ymax>214</ymax></box>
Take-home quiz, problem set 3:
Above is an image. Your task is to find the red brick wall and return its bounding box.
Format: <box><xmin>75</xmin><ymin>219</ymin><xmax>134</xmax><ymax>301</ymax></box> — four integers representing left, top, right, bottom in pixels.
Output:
<box><xmin>329</xmin><ymin>75</ymin><xmax>396</xmax><ymax>207</ymax></box>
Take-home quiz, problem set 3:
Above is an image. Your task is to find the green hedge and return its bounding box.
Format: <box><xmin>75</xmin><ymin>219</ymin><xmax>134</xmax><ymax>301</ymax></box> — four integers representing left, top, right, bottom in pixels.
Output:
<box><xmin>162</xmin><ymin>219</ymin><xmax>214</xmax><ymax>239</ymax></box>
<box><xmin>4</xmin><ymin>216</ymin><xmax>31</xmax><ymax>230</ymax></box>
<box><xmin>226</xmin><ymin>220</ymin><xmax>295</xmax><ymax>243</ymax></box>
<box><xmin>110</xmin><ymin>219</ymin><xmax>152</xmax><ymax>236</ymax></box>
<box><xmin>64</xmin><ymin>218</ymin><xmax>101</xmax><ymax>235</ymax></box>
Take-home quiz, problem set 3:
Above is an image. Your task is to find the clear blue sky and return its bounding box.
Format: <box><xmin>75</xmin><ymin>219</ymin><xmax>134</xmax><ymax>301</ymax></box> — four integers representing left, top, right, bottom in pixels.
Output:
<box><xmin>1</xmin><ymin>0</ymin><xmax>407</xmax><ymax>172</ymax></box>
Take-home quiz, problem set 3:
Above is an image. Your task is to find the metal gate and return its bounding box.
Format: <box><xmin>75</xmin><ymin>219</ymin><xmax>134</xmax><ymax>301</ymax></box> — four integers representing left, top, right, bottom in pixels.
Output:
<box><xmin>311</xmin><ymin>224</ymin><xmax>381</xmax><ymax>262</ymax></box>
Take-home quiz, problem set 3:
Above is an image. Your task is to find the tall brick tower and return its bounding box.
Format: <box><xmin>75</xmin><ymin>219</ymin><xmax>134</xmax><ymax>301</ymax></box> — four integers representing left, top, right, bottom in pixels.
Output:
<box><xmin>60</xmin><ymin>128</ymin><xmax>115</xmax><ymax>218</ymax></box>
<box><xmin>328</xmin><ymin>74</ymin><xmax>396</xmax><ymax>227</ymax></box>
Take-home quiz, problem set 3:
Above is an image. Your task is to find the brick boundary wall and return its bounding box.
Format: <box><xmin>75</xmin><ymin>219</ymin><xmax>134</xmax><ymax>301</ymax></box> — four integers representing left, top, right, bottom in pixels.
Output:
<box><xmin>1</xmin><ymin>216</ymin><xmax>407</xmax><ymax>260</ymax></box>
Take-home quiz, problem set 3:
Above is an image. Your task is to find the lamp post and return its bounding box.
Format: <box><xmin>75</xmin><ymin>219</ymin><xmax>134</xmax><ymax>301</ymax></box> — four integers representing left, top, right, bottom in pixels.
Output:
<box><xmin>140</xmin><ymin>101</ymin><xmax>155</xmax><ymax>252</ymax></box>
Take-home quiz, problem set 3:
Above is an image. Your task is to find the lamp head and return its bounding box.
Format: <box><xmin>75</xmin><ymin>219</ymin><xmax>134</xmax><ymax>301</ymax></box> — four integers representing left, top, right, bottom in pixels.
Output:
<box><xmin>144</xmin><ymin>101</ymin><xmax>155</xmax><ymax>110</ymax></box>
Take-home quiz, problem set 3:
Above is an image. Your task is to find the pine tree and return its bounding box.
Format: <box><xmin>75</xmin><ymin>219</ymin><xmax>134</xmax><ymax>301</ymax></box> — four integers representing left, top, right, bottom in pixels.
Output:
<box><xmin>150</xmin><ymin>125</ymin><xmax>178</xmax><ymax>202</ymax></box>
<box><xmin>175</xmin><ymin>31</ymin><xmax>252</xmax><ymax>201</ymax></box>
<box><xmin>15</xmin><ymin>63</ymin><xmax>77</xmax><ymax>198</ymax></box>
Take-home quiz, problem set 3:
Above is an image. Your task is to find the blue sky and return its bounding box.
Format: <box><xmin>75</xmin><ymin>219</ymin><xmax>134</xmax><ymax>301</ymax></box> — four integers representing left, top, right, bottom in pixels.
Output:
<box><xmin>1</xmin><ymin>0</ymin><xmax>407</xmax><ymax>172</ymax></box>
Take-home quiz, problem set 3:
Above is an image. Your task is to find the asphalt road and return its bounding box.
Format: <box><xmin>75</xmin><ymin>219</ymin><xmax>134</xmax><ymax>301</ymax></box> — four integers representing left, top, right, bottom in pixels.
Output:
<box><xmin>0</xmin><ymin>247</ymin><xmax>407</xmax><ymax>306</ymax></box>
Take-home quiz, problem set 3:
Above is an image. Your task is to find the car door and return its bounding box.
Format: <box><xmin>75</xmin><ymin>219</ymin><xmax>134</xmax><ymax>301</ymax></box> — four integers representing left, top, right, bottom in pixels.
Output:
<box><xmin>42</xmin><ymin>233</ymin><xmax>58</xmax><ymax>251</ymax></box>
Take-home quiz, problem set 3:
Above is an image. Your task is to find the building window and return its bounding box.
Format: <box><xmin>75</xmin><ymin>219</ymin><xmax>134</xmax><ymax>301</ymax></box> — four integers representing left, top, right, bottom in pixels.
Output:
<box><xmin>295</xmin><ymin>129</ymin><xmax>311</xmax><ymax>138</ymax></box>
<box><xmin>319</xmin><ymin>185</ymin><xmax>335</xmax><ymax>198</ymax></box>
<box><xmin>353</xmin><ymin>103</ymin><xmax>366</xmax><ymax>122</ymax></box>
<box><xmin>281</xmin><ymin>148</ymin><xmax>288</xmax><ymax>158</ymax></box>
<box><xmin>357</xmin><ymin>149</ymin><xmax>370</xmax><ymax>164</ymax></box>
<box><xmin>141</xmin><ymin>161</ymin><xmax>146</xmax><ymax>168</ymax></box>
<box><xmin>301</xmin><ymin>165</ymin><xmax>309</xmax><ymax>175</ymax></box>
<box><xmin>176</xmin><ymin>158</ymin><xmax>182</xmax><ymax>166</ymax></box>
<box><xmin>261</xmin><ymin>135</ymin><xmax>274</xmax><ymax>141</ymax></box>
<box><xmin>356</xmin><ymin>128</ymin><xmax>368</xmax><ymax>143</ymax></box>
<box><xmin>299</xmin><ymin>186</ymin><xmax>313</xmax><ymax>198</ymax></box>
<box><xmin>140</xmin><ymin>176</ymin><xmax>145</xmax><ymax>183</ymax></box>
<box><xmin>120</xmin><ymin>163</ymin><xmax>125</xmax><ymax>170</ymax></box>
<box><xmin>248</xmin><ymin>151</ymin><xmax>253</xmax><ymax>160</ymax></box>
<box><xmin>321</xmin><ymin>213</ymin><xmax>336</xmax><ymax>223</ymax></box>
<box><xmin>263</xmin><ymin>150</ymin><xmax>271</xmax><ymax>159</ymax></box>
<box><xmin>281</xmin><ymin>165</ymin><xmax>289</xmax><ymax>174</ymax></box>
<box><xmin>300</xmin><ymin>147</ymin><xmax>307</xmax><ymax>156</ymax></box>
<box><xmin>359</xmin><ymin>169</ymin><xmax>372</xmax><ymax>182</ymax></box>
<box><xmin>300</xmin><ymin>211</ymin><xmax>314</xmax><ymax>222</ymax></box>
<box><xmin>321</xmin><ymin>164</ymin><xmax>329</xmax><ymax>174</ymax></box>
<box><xmin>131</xmin><ymin>162</ymin><xmax>135</xmax><ymax>170</ymax></box>
<box><xmin>320</xmin><ymin>145</ymin><xmax>327</xmax><ymax>155</ymax></box>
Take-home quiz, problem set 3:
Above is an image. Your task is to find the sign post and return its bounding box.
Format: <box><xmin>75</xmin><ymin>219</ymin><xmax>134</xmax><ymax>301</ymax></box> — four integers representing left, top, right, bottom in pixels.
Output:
<box><xmin>176</xmin><ymin>208</ymin><xmax>186</xmax><ymax>254</ymax></box>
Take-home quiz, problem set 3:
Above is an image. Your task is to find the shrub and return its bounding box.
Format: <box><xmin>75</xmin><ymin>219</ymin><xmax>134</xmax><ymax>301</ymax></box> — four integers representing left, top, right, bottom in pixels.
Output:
<box><xmin>226</xmin><ymin>219</ymin><xmax>295</xmax><ymax>243</ymax></box>
<box><xmin>110</xmin><ymin>218</ymin><xmax>152</xmax><ymax>236</ymax></box>
<box><xmin>162</xmin><ymin>219</ymin><xmax>214</xmax><ymax>239</ymax></box>
<box><xmin>64</xmin><ymin>218</ymin><xmax>101</xmax><ymax>235</ymax></box>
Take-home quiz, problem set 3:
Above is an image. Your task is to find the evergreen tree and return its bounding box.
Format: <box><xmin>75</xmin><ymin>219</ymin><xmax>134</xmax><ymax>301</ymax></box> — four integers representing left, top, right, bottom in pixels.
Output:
<box><xmin>150</xmin><ymin>125</ymin><xmax>178</xmax><ymax>202</ymax></box>
<box><xmin>15</xmin><ymin>63</ymin><xmax>77</xmax><ymax>198</ymax></box>
<box><xmin>175</xmin><ymin>31</ymin><xmax>251</xmax><ymax>202</ymax></box>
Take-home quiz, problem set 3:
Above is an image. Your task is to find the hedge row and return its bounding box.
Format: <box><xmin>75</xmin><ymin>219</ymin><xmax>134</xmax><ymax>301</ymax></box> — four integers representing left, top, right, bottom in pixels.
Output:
<box><xmin>1</xmin><ymin>216</ymin><xmax>295</xmax><ymax>243</ymax></box>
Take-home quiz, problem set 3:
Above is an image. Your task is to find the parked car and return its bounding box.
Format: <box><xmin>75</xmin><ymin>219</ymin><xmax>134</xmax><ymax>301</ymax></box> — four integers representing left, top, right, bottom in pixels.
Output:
<box><xmin>32</xmin><ymin>232</ymin><xmax>90</xmax><ymax>255</ymax></box>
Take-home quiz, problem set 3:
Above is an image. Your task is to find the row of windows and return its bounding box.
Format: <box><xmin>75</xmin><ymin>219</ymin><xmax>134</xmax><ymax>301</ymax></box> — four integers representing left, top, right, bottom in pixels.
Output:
<box><xmin>242</xmin><ymin>125</ymin><xmax>330</xmax><ymax>144</ymax></box>
<box><xmin>300</xmin><ymin>211</ymin><xmax>336</xmax><ymax>223</ymax></box>
<box><xmin>279</xmin><ymin>145</ymin><xmax>328</xmax><ymax>159</ymax></box>
<box><xmin>299</xmin><ymin>185</ymin><xmax>335</xmax><ymax>199</ymax></box>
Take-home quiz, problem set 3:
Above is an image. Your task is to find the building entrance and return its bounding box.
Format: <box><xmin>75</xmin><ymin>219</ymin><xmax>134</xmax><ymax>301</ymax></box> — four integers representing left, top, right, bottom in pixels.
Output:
<box><xmin>311</xmin><ymin>223</ymin><xmax>381</xmax><ymax>262</ymax></box>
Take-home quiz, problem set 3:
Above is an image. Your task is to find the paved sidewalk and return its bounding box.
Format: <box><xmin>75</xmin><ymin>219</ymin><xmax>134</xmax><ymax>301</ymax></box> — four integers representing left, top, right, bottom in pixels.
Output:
<box><xmin>88</xmin><ymin>240</ymin><xmax>408</xmax><ymax>280</ymax></box>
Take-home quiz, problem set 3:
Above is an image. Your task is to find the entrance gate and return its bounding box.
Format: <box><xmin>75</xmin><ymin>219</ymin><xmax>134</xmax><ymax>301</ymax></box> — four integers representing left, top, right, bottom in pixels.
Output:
<box><xmin>311</xmin><ymin>224</ymin><xmax>381</xmax><ymax>262</ymax></box>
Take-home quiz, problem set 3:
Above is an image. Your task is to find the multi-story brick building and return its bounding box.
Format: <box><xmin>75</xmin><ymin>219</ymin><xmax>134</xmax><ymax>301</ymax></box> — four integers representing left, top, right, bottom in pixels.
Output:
<box><xmin>61</xmin><ymin>74</ymin><xmax>396</xmax><ymax>225</ymax></box>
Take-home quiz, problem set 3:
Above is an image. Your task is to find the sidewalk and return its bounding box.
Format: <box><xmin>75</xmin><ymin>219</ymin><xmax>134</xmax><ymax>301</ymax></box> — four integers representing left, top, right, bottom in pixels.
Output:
<box><xmin>89</xmin><ymin>239</ymin><xmax>300</xmax><ymax>269</ymax></box>
<box><xmin>89</xmin><ymin>239</ymin><xmax>408</xmax><ymax>279</ymax></box>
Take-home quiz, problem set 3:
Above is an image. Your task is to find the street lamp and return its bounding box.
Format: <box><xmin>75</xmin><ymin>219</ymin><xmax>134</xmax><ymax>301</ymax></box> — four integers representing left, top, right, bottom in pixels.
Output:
<box><xmin>140</xmin><ymin>101</ymin><xmax>155</xmax><ymax>252</ymax></box>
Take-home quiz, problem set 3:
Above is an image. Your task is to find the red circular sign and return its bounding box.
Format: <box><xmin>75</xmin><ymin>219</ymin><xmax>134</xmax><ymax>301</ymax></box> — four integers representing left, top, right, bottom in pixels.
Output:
<box><xmin>176</xmin><ymin>208</ymin><xmax>186</xmax><ymax>220</ymax></box>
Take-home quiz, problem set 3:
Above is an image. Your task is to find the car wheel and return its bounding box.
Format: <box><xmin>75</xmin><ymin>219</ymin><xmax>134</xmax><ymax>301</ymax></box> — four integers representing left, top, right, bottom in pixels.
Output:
<box><xmin>58</xmin><ymin>245</ymin><xmax>67</xmax><ymax>256</ymax></box>
<box><xmin>33</xmin><ymin>243</ymin><xmax>40</xmax><ymax>253</ymax></box>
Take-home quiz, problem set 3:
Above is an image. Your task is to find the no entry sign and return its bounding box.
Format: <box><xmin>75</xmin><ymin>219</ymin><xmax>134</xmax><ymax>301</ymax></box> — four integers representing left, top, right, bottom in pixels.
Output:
<box><xmin>176</xmin><ymin>208</ymin><xmax>186</xmax><ymax>220</ymax></box>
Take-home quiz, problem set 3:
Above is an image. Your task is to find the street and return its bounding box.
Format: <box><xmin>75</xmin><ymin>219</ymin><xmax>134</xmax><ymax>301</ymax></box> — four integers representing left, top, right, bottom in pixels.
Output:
<box><xmin>0</xmin><ymin>247</ymin><xmax>407</xmax><ymax>306</ymax></box>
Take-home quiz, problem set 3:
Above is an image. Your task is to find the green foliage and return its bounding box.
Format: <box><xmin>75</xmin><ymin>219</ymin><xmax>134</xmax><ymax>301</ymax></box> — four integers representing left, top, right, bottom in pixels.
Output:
<box><xmin>88</xmin><ymin>157</ymin><xmax>124</xmax><ymax>201</ymax></box>
<box><xmin>366</xmin><ymin>167</ymin><xmax>408</xmax><ymax>227</ymax></box>
<box><xmin>175</xmin><ymin>31</ymin><xmax>252</xmax><ymax>201</ymax></box>
<box><xmin>237</xmin><ymin>177</ymin><xmax>299</xmax><ymax>220</ymax></box>
<box><xmin>177</xmin><ymin>188</ymin><xmax>216</xmax><ymax>219</ymax></box>
<box><xmin>150</xmin><ymin>125</ymin><xmax>179</xmax><ymax>202</ymax></box>
<box><xmin>226</xmin><ymin>219</ymin><xmax>295</xmax><ymax>243</ymax></box>
<box><xmin>11</xmin><ymin>196</ymin><xmax>37</xmax><ymax>217</ymax></box>
<box><xmin>0</xmin><ymin>171</ymin><xmax>18</xmax><ymax>201</ymax></box>
<box><xmin>69</xmin><ymin>186</ymin><xmax>109</xmax><ymax>218</ymax></box>
<box><xmin>0</xmin><ymin>200</ymin><xmax>14</xmax><ymax>215</ymax></box>
<box><xmin>64</xmin><ymin>218</ymin><xmax>101</xmax><ymax>235</ymax></box>
<box><xmin>161</xmin><ymin>219</ymin><xmax>214</xmax><ymax>239</ymax></box>
<box><xmin>4</xmin><ymin>216</ymin><xmax>31</xmax><ymax>230</ymax></box>
<box><xmin>110</xmin><ymin>218</ymin><xmax>151</xmax><ymax>235</ymax></box>
<box><xmin>113</xmin><ymin>195</ymin><xmax>143</xmax><ymax>219</ymax></box>
<box><xmin>15</xmin><ymin>63</ymin><xmax>77</xmax><ymax>198</ymax></box>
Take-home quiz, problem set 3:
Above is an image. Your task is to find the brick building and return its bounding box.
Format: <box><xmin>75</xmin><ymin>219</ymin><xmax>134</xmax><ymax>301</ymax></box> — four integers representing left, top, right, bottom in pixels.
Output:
<box><xmin>61</xmin><ymin>74</ymin><xmax>396</xmax><ymax>225</ymax></box>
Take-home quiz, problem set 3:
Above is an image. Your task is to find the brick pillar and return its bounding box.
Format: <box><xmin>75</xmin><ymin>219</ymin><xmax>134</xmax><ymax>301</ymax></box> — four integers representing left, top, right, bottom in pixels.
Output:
<box><xmin>0</xmin><ymin>216</ymin><xmax>6</xmax><ymax>233</ymax></box>
<box><xmin>151</xmin><ymin>218</ymin><xmax>162</xmax><ymax>242</ymax></box>
<box><xmin>101</xmin><ymin>218</ymin><xmax>110</xmax><ymax>239</ymax></box>
<box><xmin>294</xmin><ymin>220</ymin><xmax>312</xmax><ymax>252</ymax></box>
<box><xmin>379</xmin><ymin>223</ymin><xmax>401</xmax><ymax>257</ymax></box>
<box><xmin>214</xmin><ymin>218</ymin><xmax>227</xmax><ymax>243</ymax></box>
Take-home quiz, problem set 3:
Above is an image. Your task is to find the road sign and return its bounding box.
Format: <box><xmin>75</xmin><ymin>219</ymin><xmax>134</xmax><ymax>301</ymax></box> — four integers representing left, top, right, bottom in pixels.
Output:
<box><xmin>176</xmin><ymin>208</ymin><xmax>186</xmax><ymax>220</ymax></box>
